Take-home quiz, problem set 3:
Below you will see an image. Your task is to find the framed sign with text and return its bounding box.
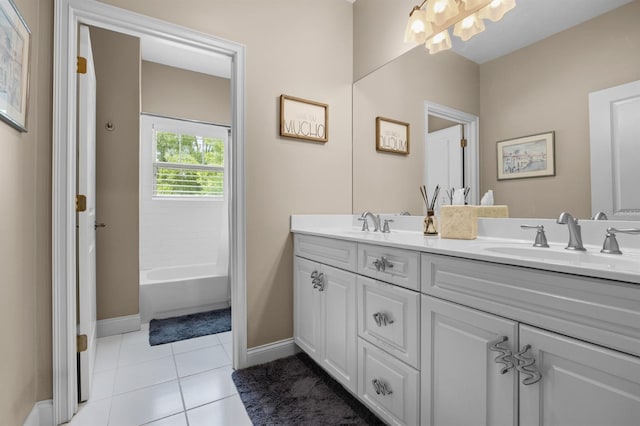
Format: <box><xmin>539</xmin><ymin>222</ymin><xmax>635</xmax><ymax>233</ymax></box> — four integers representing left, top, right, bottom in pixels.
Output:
<box><xmin>376</xmin><ymin>116</ymin><xmax>409</xmax><ymax>155</ymax></box>
<box><xmin>280</xmin><ymin>94</ymin><xmax>328</xmax><ymax>142</ymax></box>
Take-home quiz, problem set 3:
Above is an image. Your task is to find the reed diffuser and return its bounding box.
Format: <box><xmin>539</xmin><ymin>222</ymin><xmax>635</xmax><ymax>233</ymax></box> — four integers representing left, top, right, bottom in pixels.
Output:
<box><xmin>420</xmin><ymin>184</ymin><xmax>439</xmax><ymax>236</ymax></box>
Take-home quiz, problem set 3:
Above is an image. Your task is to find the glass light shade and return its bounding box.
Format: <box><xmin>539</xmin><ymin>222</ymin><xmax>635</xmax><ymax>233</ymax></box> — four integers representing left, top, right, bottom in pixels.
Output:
<box><xmin>404</xmin><ymin>9</ymin><xmax>433</xmax><ymax>43</ymax></box>
<box><xmin>425</xmin><ymin>30</ymin><xmax>452</xmax><ymax>54</ymax></box>
<box><xmin>461</xmin><ymin>0</ymin><xmax>489</xmax><ymax>10</ymax></box>
<box><xmin>425</xmin><ymin>0</ymin><xmax>459</xmax><ymax>26</ymax></box>
<box><xmin>453</xmin><ymin>13</ymin><xmax>486</xmax><ymax>41</ymax></box>
<box><xmin>479</xmin><ymin>0</ymin><xmax>516</xmax><ymax>22</ymax></box>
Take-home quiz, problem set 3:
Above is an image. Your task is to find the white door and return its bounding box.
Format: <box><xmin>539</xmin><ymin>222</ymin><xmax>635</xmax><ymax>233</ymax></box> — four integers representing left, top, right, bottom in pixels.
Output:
<box><xmin>320</xmin><ymin>264</ymin><xmax>357</xmax><ymax>393</ymax></box>
<box><xmin>293</xmin><ymin>256</ymin><xmax>322</xmax><ymax>360</ymax></box>
<box><xmin>519</xmin><ymin>325</ymin><xmax>640</xmax><ymax>426</ymax></box>
<box><xmin>425</xmin><ymin>125</ymin><xmax>464</xmax><ymax>206</ymax></box>
<box><xmin>77</xmin><ymin>24</ymin><xmax>98</xmax><ymax>402</ymax></box>
<box><xmin>589</xmin><ymin>80</ymin><xmax>640</xmax><ymax>220</ymax></box>
<box><xmin>421</xmin><ymin>295</ymin><xmax>519</xmax><ymax>426</ymax></box>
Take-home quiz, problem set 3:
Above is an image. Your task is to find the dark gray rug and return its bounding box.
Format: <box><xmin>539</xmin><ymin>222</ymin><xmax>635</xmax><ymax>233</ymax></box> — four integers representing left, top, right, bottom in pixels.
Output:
<box><xmin>232</xmin><ymin>352</ymin><xmax>384</xmax><ymax>425</ymax></box>
<box><xmin>148</xmin><ymin>307</ymin><xmax>231</xmax><ymax>346</ymax></box>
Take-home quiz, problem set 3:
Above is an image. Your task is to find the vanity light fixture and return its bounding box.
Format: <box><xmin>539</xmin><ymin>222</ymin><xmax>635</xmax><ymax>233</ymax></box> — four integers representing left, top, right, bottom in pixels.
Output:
<box><xmin>404</xmin><ymin>0</ymin><xmax>516</xmax><ymax>54</ymax></box>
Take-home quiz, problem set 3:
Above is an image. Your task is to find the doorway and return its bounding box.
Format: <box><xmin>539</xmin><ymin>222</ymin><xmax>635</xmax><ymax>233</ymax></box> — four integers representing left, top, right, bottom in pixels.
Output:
<box><xmin>52</xmin><ymin>1</ymin><xmax>246</xmax><ymax>423</ymax></box>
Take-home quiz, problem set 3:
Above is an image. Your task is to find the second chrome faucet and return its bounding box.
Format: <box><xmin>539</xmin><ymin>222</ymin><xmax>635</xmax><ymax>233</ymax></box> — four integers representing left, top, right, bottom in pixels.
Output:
<box><xmin>557</xmin><ymin>212</ymin><xmax>586</xmax><ymax>251</ymax></box>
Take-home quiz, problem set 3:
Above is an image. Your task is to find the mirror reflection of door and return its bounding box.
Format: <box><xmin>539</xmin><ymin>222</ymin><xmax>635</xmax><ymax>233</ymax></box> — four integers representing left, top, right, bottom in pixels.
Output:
<box><xmin>426</xmin><ymin>117</ymin><xmax>464</xmax><ymax>210</ymax></box>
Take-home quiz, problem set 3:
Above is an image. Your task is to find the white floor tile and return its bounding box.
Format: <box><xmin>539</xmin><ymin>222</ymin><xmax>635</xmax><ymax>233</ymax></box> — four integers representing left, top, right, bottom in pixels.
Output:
<box><xmin>187</xmin><ymin>394</ymin><xmax>252</xmax><ymax>426</ymax></box>
<box><xmin>174</xmin><ymin>345</ymin><xmax>231</xmax><ymax>378</ymax></box>
<box><xmin>113</xmin><ymin>356</ymin><xmax>177</xmax><ymax>395</ymax></box>
<box><xmin>180</xmin><ymin>366</ymin><xmax>237</xmax><ymax>409</ymax></box>
<box><xmin>222</xmin><ymin>342</ymin><xmax>232</xmax><ymax>359</ymax></box>
<box><xmin>118</xmin><ymin>338</ymin><xmax>173</xmax><ymax>366</ymax></box>
<box><xmin>108</xmin><ymin>381</ymin><xmax>184</xmax><ymax>426</ymax></box>
<box><xmin>217</xmin><ymin>331</ymin><xmax>232</xmax><ymax>344</ymax></box>
<box><xmin>171</xmin><ymin>333</ymin><xmax>221</xmax><ymax>354</ymax></box>
<box><xmin>90</xmin><ymin>368</ymin><xmax>116</xmax><ymax>401</ymax></box>
<box><xmin>94</xmin><ymin>335</ymin><xmax>122</xmax><ymax>373</ymax></box>
<box><xmin>68</xmin><ymin>398</ymin><xmax>111</xmax><ymax>426</ymax></box>
<box><xmin>142</xmin><ymin>412</ymin><xmax>188</xmax><ymax>426</ymax></box>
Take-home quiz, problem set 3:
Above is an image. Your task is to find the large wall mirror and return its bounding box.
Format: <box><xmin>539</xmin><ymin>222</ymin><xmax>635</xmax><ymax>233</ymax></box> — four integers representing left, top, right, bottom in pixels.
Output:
<box><xmin>353</xmin><ymin>0</ymin><xmax>640</xmax><ymax>219</ymax></box>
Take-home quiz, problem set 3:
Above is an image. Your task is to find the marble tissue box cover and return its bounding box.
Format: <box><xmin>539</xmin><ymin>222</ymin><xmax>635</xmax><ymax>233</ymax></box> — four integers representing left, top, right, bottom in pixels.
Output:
<box><xmin>440</xmin><ymin>205</ymin><xmax>509</xmax><ymax>240</ymax></box>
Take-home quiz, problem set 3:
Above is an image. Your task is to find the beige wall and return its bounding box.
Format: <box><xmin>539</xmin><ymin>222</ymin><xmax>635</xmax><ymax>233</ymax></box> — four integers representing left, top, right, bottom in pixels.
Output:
<box><xmin>90</xmin><ymin>28</ymin><xmax>141</xmax><ymax>319</ymax></box>
<box><xmin>353</xmin><ymin>47</ymin><xmax>479</xmax><ymax>214</ymax></box>
<box><xmin>141</xmin><ymin>61</ymin><xmax>231</xmax><ymax>124</ymax></box>
<box><xmin>100</xmin><ymin>0</ymin><xmax>354</xmax><ymax>348</ymax></box>
<box><xmin>353</xmin><ymin>0</ymin><xmax>416</xmax><ymax>81</ymax></box>
<box><xmin>0</xmin><ymin>0</ymin><xmax>53</xmax><ymax>422</ymax></box>
<box><xmin>479</xmin><ymin>1</ymin><xmax>640</xmax><ymax>218</ymax></box>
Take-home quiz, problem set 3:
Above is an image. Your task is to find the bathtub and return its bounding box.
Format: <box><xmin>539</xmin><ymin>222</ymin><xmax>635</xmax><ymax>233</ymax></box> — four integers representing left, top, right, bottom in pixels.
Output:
<box><xmin>140</xmin><ymin>263</ymin><xmax>230</xmax><ymax>322</ymax></box>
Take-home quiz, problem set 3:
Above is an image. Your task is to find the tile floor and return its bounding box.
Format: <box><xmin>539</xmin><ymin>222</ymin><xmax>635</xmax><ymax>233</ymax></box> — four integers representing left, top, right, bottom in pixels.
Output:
<box><xmin>65</xmin><ymin>325</ymin><xmax>251</xmax><ymax>426</ymax></box>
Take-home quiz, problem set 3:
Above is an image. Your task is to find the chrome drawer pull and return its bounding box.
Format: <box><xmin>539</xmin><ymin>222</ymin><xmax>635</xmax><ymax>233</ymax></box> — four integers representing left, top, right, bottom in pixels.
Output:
<box><xmin>372</xmin><ymin>312</ymin><xmax>394</xmax><ymax>327</ymax></box>
<box><xmin>372</xmin><ymin>378</ymin><xmax>392</xmax><ymax>396</ymax></box>
<box><xmin>515</xmin><ymin>344</ymin><xmax>542</xmax><ymax>385</ymax></box>
<box><xmin>488</xmin><ymin>336</ymin><xmax>514</xmax><ymax>374</ymax></box>
<box><xmin>373</xmin><ymin>256</ymin><xmax>394</xmax><ymax>272</ymax></box>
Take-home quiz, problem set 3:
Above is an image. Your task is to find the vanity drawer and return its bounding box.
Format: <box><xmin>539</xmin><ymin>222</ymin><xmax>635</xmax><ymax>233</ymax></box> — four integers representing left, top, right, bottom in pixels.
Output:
<box><xmin>294</xmin><ymin>234</ymin><xmax>357</xmax><ymax>272</ymax></box>
<box><xmin>357</xmin><ymin>276</ymin><xmax>420</xmax><ymax>368</ymax></box>
<box><xmin>358</xmin><ymin>243</ymin><xmax>420</xmax><ymax>290</ymax></box>
<box><xmin>421</xmin><ymin>253</ymin><xmax>640</xmax><ymax>357</ymax></box>
<box><xmin>358</xmin><ymin>338</ymin><xmax>419</xmax><ymax>426</ymax></box>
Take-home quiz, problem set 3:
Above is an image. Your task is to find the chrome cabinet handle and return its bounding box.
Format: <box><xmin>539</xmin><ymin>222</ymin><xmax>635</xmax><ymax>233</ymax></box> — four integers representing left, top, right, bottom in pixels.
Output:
<box><xmin>310</xmin><ymin>270</ymin><xmax>325</xmax><ymax>291</ymax></box>
<box><xmin>515</xmin><ymin>344</ymin><xmax>542</xmax><ymax>385</ymax></box>
<box><xmin>488</xmin><ymin>336</ymin><xmax>514</xmax><ymax>374</ymax></box>
<box><xmin>372</xmin><ymin>312</ymin><xmax>394</xmax><ymax>327</ymax></box>
<box><xmin>373</xmin><ymin>256</ymin><xmax>394</xmax><ymax>272</ymax></box>
<box><xmin>372</xmin><ymin>378</ymin><xmax>392</xmax><ymax>396</ymax></box>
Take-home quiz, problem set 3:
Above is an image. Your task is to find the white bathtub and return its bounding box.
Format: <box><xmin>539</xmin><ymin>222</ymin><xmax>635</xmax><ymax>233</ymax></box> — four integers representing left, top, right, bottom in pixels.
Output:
<box><xmin>140</xmin><ymin>263</ymin><xmax>230</xmax><ymax>322</ymax></box>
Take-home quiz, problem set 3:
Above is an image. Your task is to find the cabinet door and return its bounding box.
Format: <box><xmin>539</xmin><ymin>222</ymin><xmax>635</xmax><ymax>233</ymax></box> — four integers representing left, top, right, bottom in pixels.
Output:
<box><xmin>519</xmin><ymin>325</ymin><xmax>640</xmax><ymax>426</ymax></box>
<box><xmin>320</xmin><ymin>264</ymin><xmax>357</xmax><ymax>392</ymax></box>
<box><xmin>421</xmin><ymin>295</ymin><xmax>519</xmax><ymax>426</ymax></box>
<box><xmin>294</xmin><ymin>256</ymin><xmax>322</xmax><ymax>360</ymax></box>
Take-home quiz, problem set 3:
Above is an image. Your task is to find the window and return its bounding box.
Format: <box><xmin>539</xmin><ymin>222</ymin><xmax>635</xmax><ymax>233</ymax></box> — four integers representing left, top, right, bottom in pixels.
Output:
<box><xmin>152</xmin><ymin>124</ymin><xmax>226</xmax><ymax>198</ymax></box>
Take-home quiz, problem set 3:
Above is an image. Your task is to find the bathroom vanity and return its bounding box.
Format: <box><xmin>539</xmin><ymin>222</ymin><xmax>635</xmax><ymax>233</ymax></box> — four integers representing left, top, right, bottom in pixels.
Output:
<box><xmin>292</xmin><ymin>215</ymin><xmax>640</xmax><ymax>426</ymax></box>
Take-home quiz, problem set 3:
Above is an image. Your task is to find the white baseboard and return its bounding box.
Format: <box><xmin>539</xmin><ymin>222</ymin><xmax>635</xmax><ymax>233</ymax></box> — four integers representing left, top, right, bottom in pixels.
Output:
<box><xmin>97</xmin><ymin>313</ymin><xmax>141</xmax><ymax>338</ymax></box>
<box><xmin>23</xmin><ymin>400</ymin><xmax>53</xmax><ymax>426</ymax></box>
<box><xmin>246</xmin><ymin>338</ymin><xmax>299</xmax><ymax>367</ymax></box>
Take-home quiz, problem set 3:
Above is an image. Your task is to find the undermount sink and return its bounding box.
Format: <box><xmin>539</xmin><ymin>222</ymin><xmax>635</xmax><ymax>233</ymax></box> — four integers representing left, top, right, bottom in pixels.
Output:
<box><xmin>483</xmin><ymin>245</ymin><xmax>639</xmax><ymax>269</ymax></box>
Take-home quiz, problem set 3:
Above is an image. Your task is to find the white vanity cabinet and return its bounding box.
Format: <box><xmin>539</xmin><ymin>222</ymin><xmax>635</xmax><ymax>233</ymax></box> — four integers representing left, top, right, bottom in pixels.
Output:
<box><xmin>293</xmin><ymin>235</ymin><xmax>358</xmax><ymax>392</ymax></box>
<box><xmin>421</xmin><ymin>253</ymin><xmax>640</xmax><ymax>426</ymax></box>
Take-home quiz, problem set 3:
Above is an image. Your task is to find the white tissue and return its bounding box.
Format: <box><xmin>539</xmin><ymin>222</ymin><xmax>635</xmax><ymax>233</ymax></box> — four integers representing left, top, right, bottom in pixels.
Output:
<box><xmin>480</xmin><ymin>190</ymin><xmax>494</xmax><ymax>206</ymax></box>
<box><xmin>452</xmin><ymin>188</ymin><xmax>466</xmax><ymax>205</ymax></box>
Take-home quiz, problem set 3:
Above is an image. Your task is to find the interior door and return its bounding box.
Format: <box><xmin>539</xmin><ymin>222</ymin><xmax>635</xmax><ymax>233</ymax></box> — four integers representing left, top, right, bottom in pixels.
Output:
<box><xmin>77</xmin><ymin>24</ymin><xmax>98</xmax><ymax>402</ymax></box>
<box><xmin>425</xmin><ymin>124</ymin><xmax>463</xmax><ymax>206</ymax></box>
<box><xmin>589</xmin><ymin>79</ymin><xmax>640</xmax><ymax>220</ymax></box>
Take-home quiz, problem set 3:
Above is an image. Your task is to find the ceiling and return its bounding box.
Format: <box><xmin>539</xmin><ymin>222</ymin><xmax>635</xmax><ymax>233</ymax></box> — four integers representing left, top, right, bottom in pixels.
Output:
<box><xmin>140</xmin><ymin>0</ymin><xmax>634</xmax><ymax>77</ymax></box>
<box><xmin>449</xmin><ymin>0</ymin><xmax>634</xmax><ymax>63</ymax></box>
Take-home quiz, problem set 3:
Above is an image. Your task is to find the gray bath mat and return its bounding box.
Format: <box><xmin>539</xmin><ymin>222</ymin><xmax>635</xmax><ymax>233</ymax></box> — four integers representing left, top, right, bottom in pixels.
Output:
<box><xmin>232</xmin><ymin>352</ymin><xmax>384</xmax><ymax>425</ymax></box>
<box><xmin>148</xmin><ymin>307</ymin><xmax>231</xmax><ymax>346</ymax></box>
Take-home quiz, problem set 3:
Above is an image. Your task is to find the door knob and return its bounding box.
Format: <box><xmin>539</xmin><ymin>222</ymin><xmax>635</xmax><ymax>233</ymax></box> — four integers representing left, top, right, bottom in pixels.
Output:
<box><xmin>94</xmin><ymin>222</ymin><xmax>106</xmax><ymax>229</ymax></box>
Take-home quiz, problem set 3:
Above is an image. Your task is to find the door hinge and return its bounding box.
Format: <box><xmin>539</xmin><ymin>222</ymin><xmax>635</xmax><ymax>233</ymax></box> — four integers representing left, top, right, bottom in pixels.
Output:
<box><xmin>76</xmin><ymin>194</ymin><xmax>87</xmax><ymax>212</ymax></box>
<box><xmin>77</xmin><ymin>334</ymin><xmax>88</xmax><ymax>353</ymax></box>
<box><xmin>460</xmin><ymin>138</ymin><xmax>468</xmax><ymax>148</ymax></box>
<box><xmin>77</xmin><ymin>56</ymin><xmax>87</xmax><ymax>74</ymax></box>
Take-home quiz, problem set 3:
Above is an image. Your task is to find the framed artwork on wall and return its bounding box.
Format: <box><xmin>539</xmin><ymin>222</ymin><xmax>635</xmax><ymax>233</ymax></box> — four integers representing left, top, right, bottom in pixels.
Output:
<box><xmin>497</xmin><ymin>131</ymin><xmax>555</xmax><ymax>180</ymax></box>
<box><xmin>279</xmin><ymin>94</ymin><xmax>328</xmax><ymax>142</ymax></box>
<box><xmin>376</xmin><ymin>116</ymin><xmax>410</xmax><ymax>155</ymax></box>
<box><xmin>0</xmin><ymin>0</ymin><xmax>30</xmax><ymax>132</ymax></box>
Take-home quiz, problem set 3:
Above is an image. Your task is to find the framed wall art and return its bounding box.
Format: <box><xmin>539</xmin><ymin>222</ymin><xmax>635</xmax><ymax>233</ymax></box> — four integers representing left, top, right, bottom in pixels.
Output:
<box><xmin>376</xmin><ymin>116</ymin><xmax>410</xmax><ymax>155</ymax></box>
<box><xmin>497</xmin><ymin>131</ymin><xmax>555</xmax><ymax>180</ymax></box>
<box><xmin>280</xmin><ymin>94</ymin><xmax>328</xmax><ymax>142</ymax></box>
<box><xmin>0</xmin><ymin>0</ymin><xmax>30</xmax><ymax>132</ymax></box>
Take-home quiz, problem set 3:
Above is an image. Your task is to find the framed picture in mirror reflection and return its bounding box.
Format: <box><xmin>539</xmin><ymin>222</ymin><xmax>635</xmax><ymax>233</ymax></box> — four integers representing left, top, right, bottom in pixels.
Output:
<box><xmin>376</xmin><ymin>116</ymin><xmax>410</xmax><ymax>155</ymax></box>
<box><xmin>497</xmin><ymin>131</ymin><xmax>555</xmax><ymax>180</ymax></box>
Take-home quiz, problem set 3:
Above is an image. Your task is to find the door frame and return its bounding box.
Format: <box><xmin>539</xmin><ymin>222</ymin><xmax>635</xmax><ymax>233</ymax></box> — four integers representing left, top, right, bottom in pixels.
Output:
<box><xmin>52</xmin><ymin>1</ymin><xmax>246</xmax><ymax>423</ymax></box>
<box><xmin>424</xmin><ymin>101</ymin><xmax>480</xmax><ymax>205</ymax></box>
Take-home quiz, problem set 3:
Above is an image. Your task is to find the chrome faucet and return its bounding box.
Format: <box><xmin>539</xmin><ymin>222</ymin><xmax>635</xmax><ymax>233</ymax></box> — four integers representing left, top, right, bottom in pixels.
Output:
<box><xmin>557</xmin><ymin>212</ymin><xmax>586</xmax><ymax>251</ymax></box>
<box><xmin>591</xmin><ymin>211</ymin><xmax>608</xmax><ymax>220</ymax></box>
<box><xmin>361</xmin><ymin>211</ymin><xmax>381</xmax><ymax>232</ymax></box>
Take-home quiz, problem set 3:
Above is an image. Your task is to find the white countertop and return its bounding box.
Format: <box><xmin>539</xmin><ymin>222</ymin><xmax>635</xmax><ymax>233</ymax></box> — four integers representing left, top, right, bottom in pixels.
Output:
<box><xmin>291</xmin><ymin>215</ymin><xmax>640</xmax><ymax>285</ymax></box>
